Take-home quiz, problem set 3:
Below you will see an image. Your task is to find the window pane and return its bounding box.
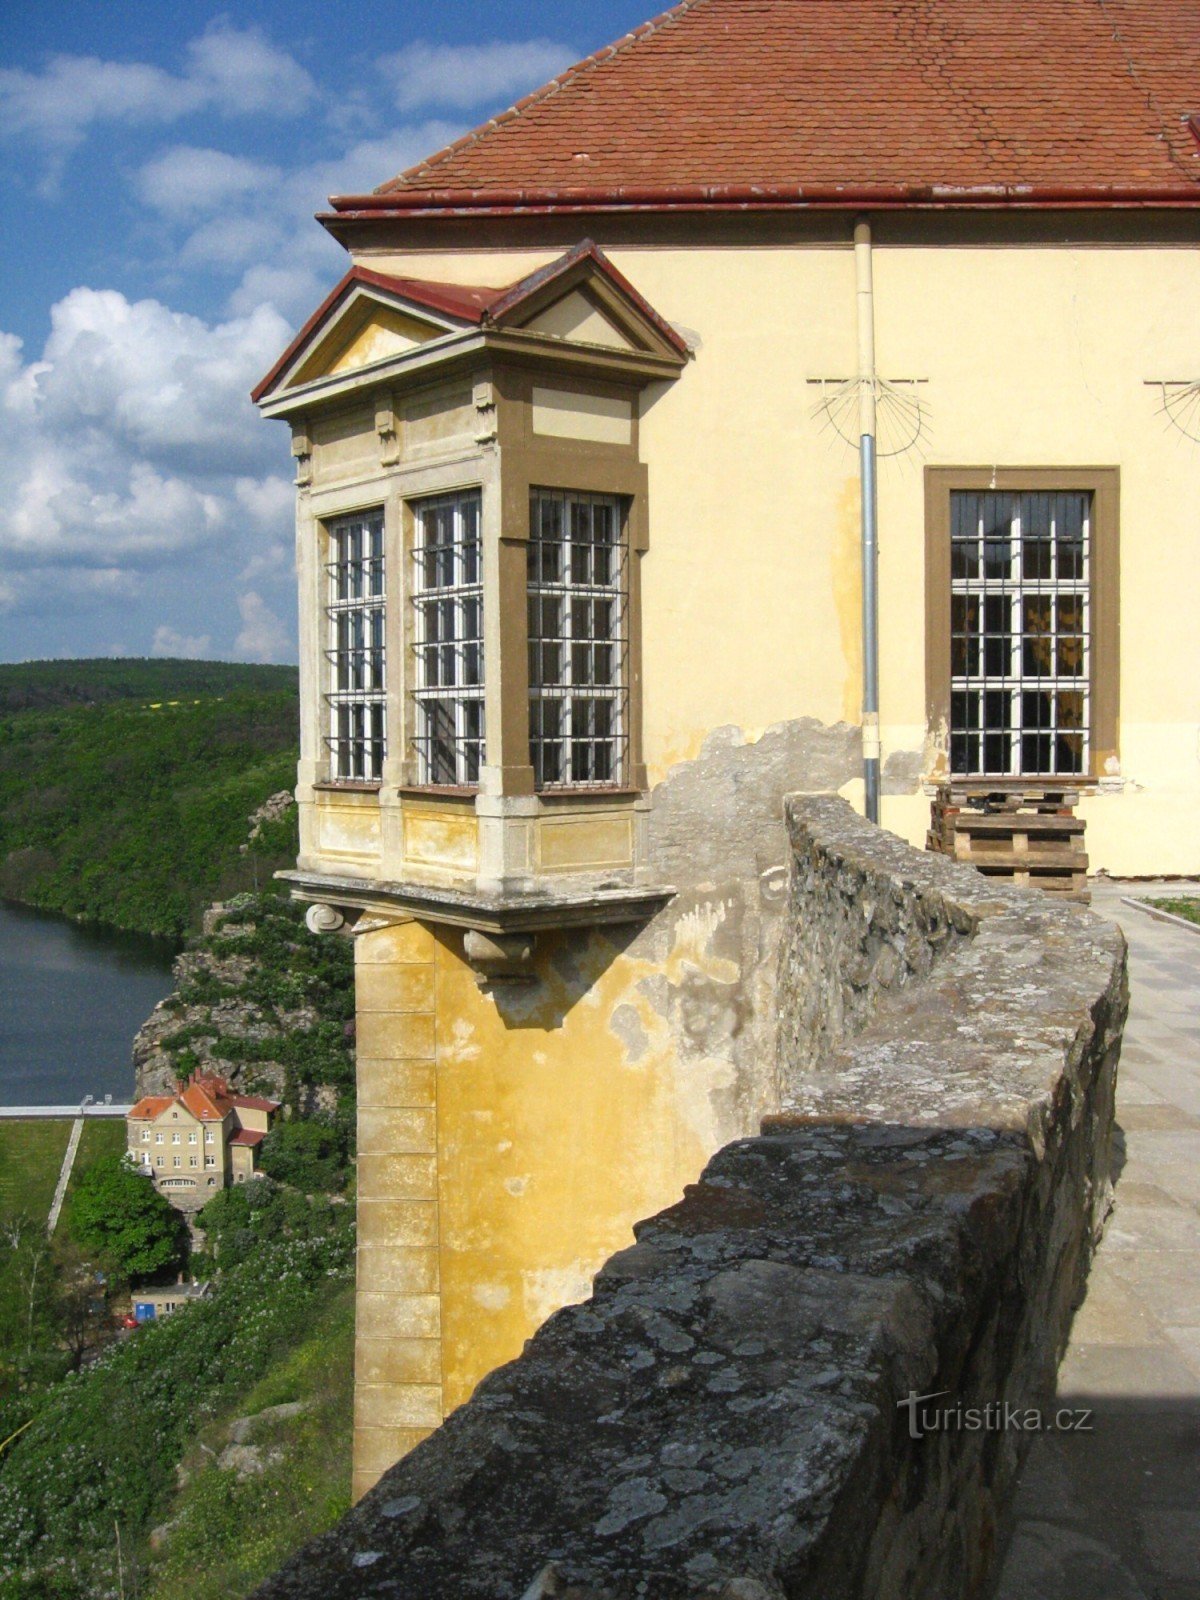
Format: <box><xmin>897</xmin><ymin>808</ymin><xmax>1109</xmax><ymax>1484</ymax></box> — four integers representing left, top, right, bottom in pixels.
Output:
<box><xmin>948</xmin><ymin>488</ymin><xmax>1091</xmax><ymax>776</ymax></box>
<box><xmin>326</xmin><ymin>510</ymin><xmax>386</xmax><ymax>781</ymax></box>
<box><xmin>411</xmin><ymin>491</ymin><xmax>485</xmax><ymax>786</ymax></box>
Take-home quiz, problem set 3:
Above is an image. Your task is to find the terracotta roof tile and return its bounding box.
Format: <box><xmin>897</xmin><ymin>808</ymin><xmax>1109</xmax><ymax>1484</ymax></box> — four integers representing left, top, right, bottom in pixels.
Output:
<box><xmin>335</xmin><ymin>0</ymin><xmax>1200</xmax><ymax>208</ymax></box>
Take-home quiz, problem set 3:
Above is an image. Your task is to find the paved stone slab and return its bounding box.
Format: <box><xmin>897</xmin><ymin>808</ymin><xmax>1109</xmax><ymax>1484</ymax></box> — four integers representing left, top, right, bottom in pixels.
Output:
<box><xmin>995</xmin><ymin>880</ymin><xmax>1200</xmax><ymax>1600</ymax></box>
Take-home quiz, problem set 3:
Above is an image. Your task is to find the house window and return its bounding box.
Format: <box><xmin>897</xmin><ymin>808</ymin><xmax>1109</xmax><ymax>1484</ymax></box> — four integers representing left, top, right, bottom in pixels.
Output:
<box><xmin>926</xmin><ymin>469</ymin><xmax>1119</xmax><ymax>782</ymax></box>
<box><xmin>528</xmin><ymin>490</ymin><xmax>628</xmax><ymax>788</ymax></box>
<box><xmin>172</xmin><ymin>1132</ymin><xmax>180</xmax><ymax>1144</ymax></box>
<box><xmin>204</xmin><ymin>1129</ymin><xmax>214</xmax><ymax>1144</ymax></box>
<box><xmin>188</xmin><ymin>1132</ymin><xmax>196</xmax><ymax>1144</ymax></box>
<box><xmin>189</xmin><ymin>1157</ymin><xmax>197</xmax><ymax>1168</ymax></box>
<box><xmin>140</xmin><ymin>1130</ymin><xmax>150</xmax><ymax>1142</ymax></box>
<box><xmin>410</xmin><ymin>490</ymin><xmax>484</xmax><ymax>785</ymax></box>
<box><xmin>156</xmin><ymin>1155</ymin><xmax>164</xmax><ymax>1168</ymax></box>
<box><xmin>326</xmin><ymin>508</ymin><xmax>386</xmax><ymax>781</ymax></box>
<box><xmin>205</xmin><ymin>1155</ymin><xmax>216</xmax><ymax>1168</ymax></box>
<box><xmin>172</xmin><ymin>1156</ymin><xmax>181</xmax><ymax>1169</ymax></box>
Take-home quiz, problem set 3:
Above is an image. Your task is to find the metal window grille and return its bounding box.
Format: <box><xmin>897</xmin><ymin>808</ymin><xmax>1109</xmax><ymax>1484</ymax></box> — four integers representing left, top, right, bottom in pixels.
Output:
<box><xmin>528</xmin><ymin>489</ymin><xmax>629</xmax><ymax>789</ymax></box>
<box><xmin>411</xmin><ymin>491</ymin><xmax>484</xmax><ymax>786</ymax></box>
<box><xmin>325</xmin><ymin>509</ymin><xmax>386</xmax><ymax>781</ymax></box>
<box><xmin>950</xmin><ymin>490</ymin><xmax>1090</xmax><ymax>777</ymax></box>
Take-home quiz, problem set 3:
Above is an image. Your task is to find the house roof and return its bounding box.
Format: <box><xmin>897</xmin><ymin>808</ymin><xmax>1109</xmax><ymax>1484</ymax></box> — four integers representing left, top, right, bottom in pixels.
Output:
<box><xmin>229</xmin><ymin>1128</ymin><xmax>266</xmax><ymax>1147</ymax></box>
<box><xmin>325</xmin><ymin>0</ymin><xmax>1200</xmax><ymax>216</ymax></box>
<box><xmin>251</xmin><ymin>241</ymin><xmax>689</xmax><ymax>404</ymax></box>
<box><xmin>179</xmin><ymin>1082</ymin><xmax>233</xmax><ymax>1121</ymax></box>
<box><xmin>129</xmin><ymin>1096</ymin><xmax>173</xmax><ymax>1121</ymax></box>
<box><xmin>231</xmin><ymin>1095</ymin><xmax>281</xmax><ymax>1114</ymax></box>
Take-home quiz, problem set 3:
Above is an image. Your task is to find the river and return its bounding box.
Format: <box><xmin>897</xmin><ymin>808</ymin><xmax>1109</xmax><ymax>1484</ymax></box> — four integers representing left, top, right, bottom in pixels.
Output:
<box><xmin>0</xmin><ymin>899</ymin><xmax>176</xmax><ymax>1106</ymax></box>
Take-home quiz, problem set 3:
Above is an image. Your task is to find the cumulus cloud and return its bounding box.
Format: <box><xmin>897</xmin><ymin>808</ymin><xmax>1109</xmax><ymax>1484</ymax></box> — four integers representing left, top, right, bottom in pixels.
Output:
<box><xmin>135</xmin><ymin>146</ymin><xmax>281</xmax><ymax>218</ymax></box>
<box><xmin>152</xmin><ymin>624</ymin><xmax>212</xmax><ymax>659</ymax></box>
<box><xmin>0</xmin><ymin>22</ymin><xmax>314</xmax><ymax>189</ymax></box>
<box><xmin>0</xmin><ymin>288</ymin><xmax>296</xmax><ymax>656</ymax></box>
<box><xmin>379</xmin><ymin>39</ymin><xmax>576</xmax><ymax>114</ymax></box>
<box><xmin>235</xmin><ymin>591</ymin><xmax>289</xmax><ymax>662</ymax></box>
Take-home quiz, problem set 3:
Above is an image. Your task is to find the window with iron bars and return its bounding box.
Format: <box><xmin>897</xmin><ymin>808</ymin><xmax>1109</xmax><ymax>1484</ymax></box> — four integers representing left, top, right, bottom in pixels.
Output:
<box><xmin>528</xmin><ymin>489</ymin><xmax>629</xmax><ymax>789</ymax></box>
<box><xmin>950</xmin><ymin>490</ymin><xmax>1090</xmax><ymax>777</ymax></box>
<box><xmin>411</xmin><ymin>490</ymin><xmax>484</xmax><ymax>786</ymax></box>
<box><xmin>325</xmin><ymin>509</ymin><xmax>386</xmax><ymax>781</ymax></box>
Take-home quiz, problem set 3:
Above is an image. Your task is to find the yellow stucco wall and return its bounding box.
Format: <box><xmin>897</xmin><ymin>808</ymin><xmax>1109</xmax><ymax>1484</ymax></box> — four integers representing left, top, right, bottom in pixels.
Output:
<box><xmin>354</xmin><ymin>231</ymin><xmax>1200</xmax><ymax>875</ymax></box>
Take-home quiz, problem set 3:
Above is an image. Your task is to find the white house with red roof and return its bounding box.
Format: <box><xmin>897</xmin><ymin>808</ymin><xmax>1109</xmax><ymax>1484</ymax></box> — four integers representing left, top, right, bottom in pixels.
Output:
<box><xmin>127</xmin><ymin>1072</ymin><xmax>279</xmax><ymax>1211</ymax></box>
<box><xmin>253</xmin><ymin>0</ymin><xmax>1200</xmax><ymax>1499</ymax></box>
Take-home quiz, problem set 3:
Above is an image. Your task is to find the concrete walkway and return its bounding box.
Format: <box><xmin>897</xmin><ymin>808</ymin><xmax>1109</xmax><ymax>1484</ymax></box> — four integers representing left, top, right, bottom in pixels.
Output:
<box><xmin>995</xmin><ymin>880</ymin><xmax>1200</xmax><ymax>1600</ymax></box>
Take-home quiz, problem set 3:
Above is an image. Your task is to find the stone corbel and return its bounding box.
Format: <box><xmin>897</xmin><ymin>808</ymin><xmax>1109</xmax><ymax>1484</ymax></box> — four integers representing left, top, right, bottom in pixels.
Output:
<box><xmin>305</xmin><ymin>901</ymin><xmax>352</xmax><ymax>935</ymax></box>
<box><xmin>376</xmin><ymin>399</ymin><xmax>400</xmax><ymax>466</ymax></box>
<box><xmin>463</xmin><ymin>928</ymin><xmax>535</xmax><ymax>985</ymax></box>
<box><xmin>291</xmin><ymin>426</ymin><xmax>312</xmax><ymax>488</ymax></box>
<box><xmin>473</xmin><ymin>379</ymin><xmax>498</xmax><ymax>446</ymax></box>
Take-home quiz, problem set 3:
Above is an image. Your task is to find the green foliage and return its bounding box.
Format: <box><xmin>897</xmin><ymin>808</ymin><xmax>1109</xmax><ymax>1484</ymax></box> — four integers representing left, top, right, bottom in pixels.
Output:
<box><xmin>67</xmin><ymin>1156</ymin><xmax>186</xmax><ymax>1282</ymax></box>
<box><xmin>0</xmin><ymin>661</ymin><xmax>300</xmax><ymax>938</ymax></box>
<box><xmin>258</xmin><ymin>1119</ymin><xmax>350</xmax><ymax>1194</ymax></box>
<box><xmin>0</xmin><ymin>658</ymin><xmax>296</xmax><ymax>715</ymax></box>
<box><xmin>1147</xmin><ymin>896</ymin><xmax>1200</xmax><ymax>926</ymax></box>
<box><xmin>194</xmin><ymin>1180</ymin><xmax>348</xmax><ymax>1274</ymax></box>
<box><xmin>0</xmin><ymin>1203</ymin><xmax>354</xmax><ymax>1599</ymax></box>
<box><xmin>144</xmin><ymin>1286</ymin><xmax>354</xmax><ymax>1600</ymax></box>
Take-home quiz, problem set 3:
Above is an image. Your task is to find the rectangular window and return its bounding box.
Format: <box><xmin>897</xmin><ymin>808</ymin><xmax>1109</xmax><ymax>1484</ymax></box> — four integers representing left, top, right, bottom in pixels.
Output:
<box><xmin>155</xmin><ymin>1132</ymin><xmax>163</xmax><ymax>1144</ymax></box>
<box><xmin>204</xmin><ymin>1129</ymin><xmax>214</xmax><ymax>1144</ymax></box>
<box><xmin>172</xmin><ymin>1156</ymin><xmax>181</xmax><ymax>1169</ymax></box>
<box><xmin>156</xmin><ymin>1156</ymin><xmax>164</xmax><ymax>1168</ymax></box>
<box><xmin>949</xmin><ymin>491</ymin><xmax>1089</xmax><ymax>777</ymax></box>
<box><xmin>205</xmin><ymin>1155</ymin><xmax>216</xmax><ymax>1168</ymax></box>
<box><xmin>410</xmin><ymin>490</ymin><xmax>484</xmax><ymax>786</ymax></box>
<box><xmin>140</xmin><ymin>1130</ymin><xmax>150</xmax><ymax>1142</ymax></box>
<box><xmin>326</xmin><ymin>508</ymin><xmax>386</xmax><ymax>781</ymax></box>
<box><xmin>528</xmin><ymin>489</ymin><xmax>628</xmax><ymax>788</ymax></box>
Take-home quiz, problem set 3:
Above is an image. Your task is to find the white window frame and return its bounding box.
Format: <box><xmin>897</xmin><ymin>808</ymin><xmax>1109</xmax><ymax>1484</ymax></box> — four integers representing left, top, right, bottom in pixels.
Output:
<box><xmin>949</xmin><ymin>489</ymin><xmax>1090</xmax><ymax>778</ymax></box>
<box><xmin>410</xmin><ymin>490</ymin><xmax>485</xmax><ymax>787</ymax></box>
<box><xmin>528</xmin><ymin>489</ymin><xmax>629</xmax><ymax>789</ymax></box>
<box><xmin>325</xmin><ymin>507</ymin><xmax>387</xmax><ymax>782</ymax></box>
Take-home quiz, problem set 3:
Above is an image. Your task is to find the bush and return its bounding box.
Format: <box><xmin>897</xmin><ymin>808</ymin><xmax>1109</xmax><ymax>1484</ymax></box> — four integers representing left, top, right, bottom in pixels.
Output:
<box><xmin>257</xmin><ymin>1120</ymin><xmax>349</xmax><ymax>1194</ymax></box>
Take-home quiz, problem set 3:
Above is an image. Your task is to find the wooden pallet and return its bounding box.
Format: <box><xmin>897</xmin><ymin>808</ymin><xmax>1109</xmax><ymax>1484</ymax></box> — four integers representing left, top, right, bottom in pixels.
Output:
<box><xmin>928</xmin><ymin>785</ymin><xmax>1089</xmax><ymax>902</ymax></box>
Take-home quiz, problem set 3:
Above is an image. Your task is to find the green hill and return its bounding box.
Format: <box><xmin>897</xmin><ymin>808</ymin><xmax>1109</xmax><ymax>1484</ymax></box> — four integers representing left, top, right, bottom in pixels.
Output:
<box><xmin>0</xmin><ymin>659</ymin><xmax>300</xmax><ymax>939</ymax></box>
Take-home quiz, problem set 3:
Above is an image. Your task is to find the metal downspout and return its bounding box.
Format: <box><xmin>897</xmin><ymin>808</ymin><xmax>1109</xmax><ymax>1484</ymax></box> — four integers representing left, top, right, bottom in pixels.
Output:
<box><xmin>855</xmin><ymin>217</ymin><xmax>882</xmax><ymax>823</ymax></box>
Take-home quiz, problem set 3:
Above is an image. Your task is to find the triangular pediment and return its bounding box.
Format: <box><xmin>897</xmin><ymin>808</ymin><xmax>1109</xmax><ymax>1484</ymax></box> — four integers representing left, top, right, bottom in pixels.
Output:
<box><xmin>519</xmin><ymin>287</ymin><xmax>634</xmax><ymax>350</ymax></box>
<box><xmin>285</xmin><ymin>287</ymin><xmax>465</xmax><ymax>390</ymax></box>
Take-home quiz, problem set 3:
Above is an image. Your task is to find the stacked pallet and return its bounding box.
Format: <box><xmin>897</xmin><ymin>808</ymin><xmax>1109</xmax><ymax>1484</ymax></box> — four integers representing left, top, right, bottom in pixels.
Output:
<box><xmin>927</xmin><ymin>784</ymin><xmax>1089</xmax><ymax>902</ymax></box>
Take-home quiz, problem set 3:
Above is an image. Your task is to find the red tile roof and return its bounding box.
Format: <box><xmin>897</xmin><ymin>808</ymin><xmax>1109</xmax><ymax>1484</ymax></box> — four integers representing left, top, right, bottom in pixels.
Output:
<box><xmin>129</xmin><ymin>1096</ymin><xmax>173</xmax><ymax>1121</ymax></box>
<box><xmin>327</xmin><ymin>0</ymin><xmax>1200</xmax><ymax>214</ymax></box>
<box><xmin>229</xmin><ymin>1128</ymin><xmax>266</xmax><ymax>1147</ymax></box>
<box><xmin>180</xmin><ymin>1082</ymin><xmax>232</xmax><ymax>1121</ymax></box>
<box><xmin>231</xmin><ymin>1095</ymin><xmax>280</xmax><ymax>1114</ymax></box>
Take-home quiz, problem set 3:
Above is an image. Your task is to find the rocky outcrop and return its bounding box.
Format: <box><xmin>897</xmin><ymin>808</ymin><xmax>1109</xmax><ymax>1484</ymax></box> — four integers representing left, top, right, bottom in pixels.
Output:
<box><xmin>250</xmin><ymin>796</ymin><xmax>1126</xmax><ymax>1600</ymax></box>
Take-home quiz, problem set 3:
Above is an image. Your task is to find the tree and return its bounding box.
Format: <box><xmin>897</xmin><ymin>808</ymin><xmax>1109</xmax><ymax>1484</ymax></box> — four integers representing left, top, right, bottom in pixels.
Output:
<box><xmin>67</xmin><ymin>1156</ymin><xmax>186</xmax><ymax>1281</ymax></box>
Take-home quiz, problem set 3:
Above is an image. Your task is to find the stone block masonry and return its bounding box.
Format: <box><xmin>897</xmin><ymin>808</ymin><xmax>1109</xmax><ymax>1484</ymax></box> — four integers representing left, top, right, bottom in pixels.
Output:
<box><xmin>254</xmin><ymin>795</ymin><xmax>1126</xmax><ymax>1599</ymax></box>
<box><xmin>352</xmin><ymin>917</ymin><xmax>442</xmax><ymax>1505</ymax></box>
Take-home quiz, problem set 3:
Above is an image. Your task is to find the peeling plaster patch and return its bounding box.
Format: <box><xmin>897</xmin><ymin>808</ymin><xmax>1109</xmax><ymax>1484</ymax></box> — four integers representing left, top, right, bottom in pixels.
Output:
<box><xmin>883</xmin><ymin>747</ymin><xmax>924</xmax><ymax>795</ymax></box>
<box><xmin>523</xmin><ymin>1264</ymin><xmax>596</xmax><ymax>1327</ymax></box>
<box><xmin>472</xmin><ymin>1283</ymin><xmax>511</xmax><ymax>1311</ymax></box>
<box><xmin>496</xmin><ymin>1140</ymin><xmax>513</xmax><ymax>1154</ymax></box>
<box><xmin>610</xmin><ymin>1002</ymin><xmax>650</xmax><ymax>1065</ymax></box>
<box><xmin>504</xmin><ymin>1175</ymin><xmax>529</xmax><ymax>1196</ymax></box>
<box><xmin>442</xmin><ymin>1017</ymin><xmax>481</xmax><ymax>1064</ymax></box>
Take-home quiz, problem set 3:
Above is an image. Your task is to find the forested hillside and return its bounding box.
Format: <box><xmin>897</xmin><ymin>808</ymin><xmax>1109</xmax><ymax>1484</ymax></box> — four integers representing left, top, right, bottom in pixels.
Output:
<box><xmin>0</xmin><ymin>659</ymin><xmax>300</xmax><ymax>938</ymax></box>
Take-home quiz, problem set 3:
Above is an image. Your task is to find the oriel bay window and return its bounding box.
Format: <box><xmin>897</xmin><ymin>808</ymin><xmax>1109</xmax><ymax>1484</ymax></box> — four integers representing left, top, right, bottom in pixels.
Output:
<box><xmin>326</xmin><ymin>509</ymin><xmax>386</xmax><ymax>781</ymax></box>
<box><xmin>528</xmin><ymin>489</ymin><xmax>629</xmax><ymax>789</ymax></box>
<box><xmin>410</xmin><ymin>490</ymin><xmax>484</xmax><ymax>786</ymax></box>
<box><xmin>926</xmin><ymin>468</ymin><xmax>1119</xmax><ymax>783</ymax></box>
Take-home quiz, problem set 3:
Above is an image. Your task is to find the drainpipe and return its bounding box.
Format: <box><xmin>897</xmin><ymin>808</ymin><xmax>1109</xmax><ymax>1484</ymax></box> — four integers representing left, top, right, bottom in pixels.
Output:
<box><xmin>855</xmin><ymin>216</ymin><xmax>882</xmax><ymax>824</ymax></box>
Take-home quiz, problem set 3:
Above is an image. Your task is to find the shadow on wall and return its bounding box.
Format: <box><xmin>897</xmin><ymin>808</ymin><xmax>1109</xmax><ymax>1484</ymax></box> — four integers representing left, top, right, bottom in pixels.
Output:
<box><xmin>250</xmin><ymin>796</ymin><xmax>1127</xmax><ymax>1600</ymax></box>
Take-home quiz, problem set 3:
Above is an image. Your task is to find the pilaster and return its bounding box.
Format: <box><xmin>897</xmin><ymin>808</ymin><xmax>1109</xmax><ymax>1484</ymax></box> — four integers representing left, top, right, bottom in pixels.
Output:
<box><xmin>352</xmin><ymin>916</ymin><xmax>442</xmax><ymax>1502</ymax></box>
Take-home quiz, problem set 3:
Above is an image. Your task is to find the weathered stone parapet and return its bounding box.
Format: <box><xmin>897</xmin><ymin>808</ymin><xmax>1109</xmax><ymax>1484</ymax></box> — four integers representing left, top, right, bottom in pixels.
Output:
<box><xmin>253</xmin><ymin>796</ymin><xmax>1126</xmax><ymax>1600</ymax></box>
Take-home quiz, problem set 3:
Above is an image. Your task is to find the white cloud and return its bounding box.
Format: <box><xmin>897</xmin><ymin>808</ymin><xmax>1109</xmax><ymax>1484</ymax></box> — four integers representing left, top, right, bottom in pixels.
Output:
<box><xmin>235</xmin><ymin>591</ymin><xmax>289</xmax><ymax>662</ymax></box>
<box><xmin>135</xmin><ymin>146</ymin><xmax>281</xmax><ymax>218</ymax></box>
<box><xmin>379</xmin><ymin>39</ymin><xmax>576</xmax><ymax>115</ymax></box>
<box><xmin>0</xmin><ymin>23</ymin><xmax>313</xmax><ymax>189</ymax></box>
<box><xmin>152</xmin><ymin>624</ymin><xmax>213</xmax><ymax>659</ymax></box>
<box><xmin>0</xmin><ymin>289</ymin><xmax>296</xmax><ymax>656</ymax></box>
<box><xmin>184</xmin><ymin>22</ymin><xmax>315</xmax><ymax>117</ymax></box>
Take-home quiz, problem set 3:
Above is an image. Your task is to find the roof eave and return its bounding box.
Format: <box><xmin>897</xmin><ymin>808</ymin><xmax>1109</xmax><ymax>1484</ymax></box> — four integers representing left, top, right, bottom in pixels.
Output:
<box><xmin>321</xmin><ymin>180</ymin><xmax>1200</xmax><ymax>221</ymax></box>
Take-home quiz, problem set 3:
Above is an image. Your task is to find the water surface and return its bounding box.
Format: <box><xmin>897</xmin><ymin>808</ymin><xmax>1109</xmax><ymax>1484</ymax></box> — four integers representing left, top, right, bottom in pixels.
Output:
<box><xmin>0</xmin><ymin>900</ymin><xmax>175</xmax><ymax>1105</ymax></box>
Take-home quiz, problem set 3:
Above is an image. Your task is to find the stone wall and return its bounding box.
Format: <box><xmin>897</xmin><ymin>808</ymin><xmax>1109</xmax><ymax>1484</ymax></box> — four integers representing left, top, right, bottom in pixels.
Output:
<box><xmin>253</xmin><ymin>795</ymin><xmax>1127</xmax><ymax>1600</ymax></box>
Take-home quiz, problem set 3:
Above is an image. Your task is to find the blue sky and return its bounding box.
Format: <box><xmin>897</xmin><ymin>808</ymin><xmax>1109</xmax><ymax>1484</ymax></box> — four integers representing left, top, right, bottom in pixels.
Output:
<box><xmin>0</xmin><ymin>2</ymin><xmax>653</xmax><ymax>663</ymax></box>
